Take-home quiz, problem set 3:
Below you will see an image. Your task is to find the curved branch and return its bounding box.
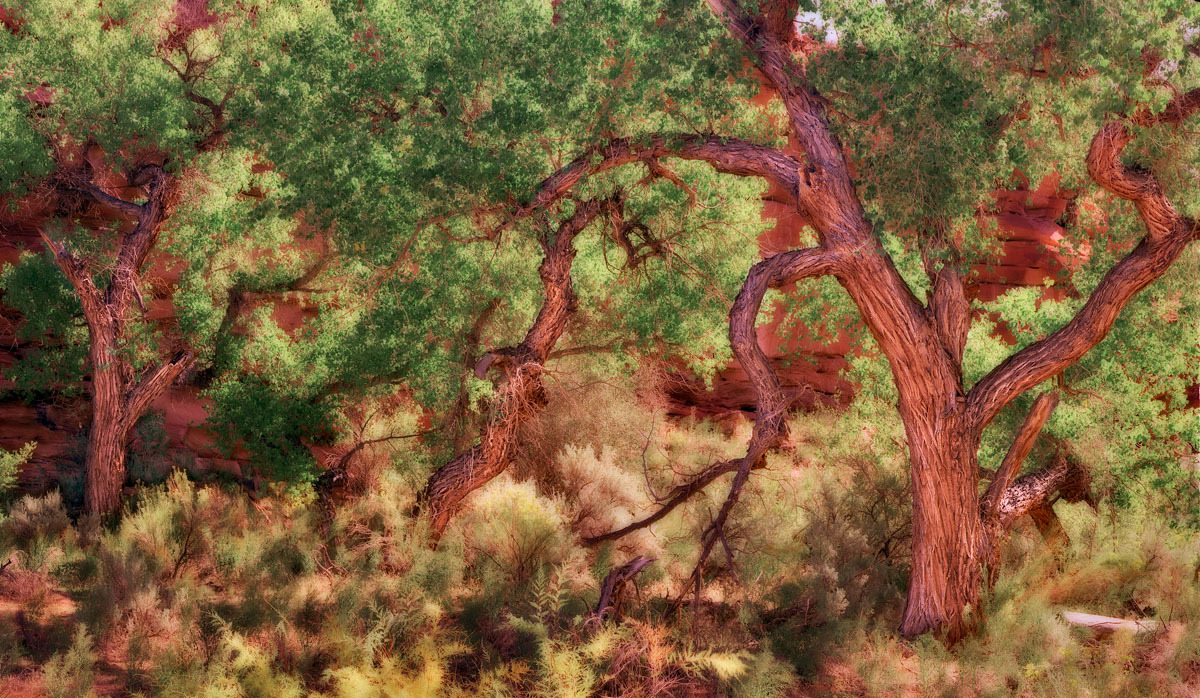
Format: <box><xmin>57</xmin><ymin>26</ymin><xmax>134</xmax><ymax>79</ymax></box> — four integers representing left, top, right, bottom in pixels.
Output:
<box><xmin>1131</xmin><ymin>87</ymin><xmax>1200</xmax><ymax>127</ymax></box>
<box><xmin>710</xmin><ymin>0</ymin><xmax>944</xmax><ymax>414</ymax></box>
<box><xmin>584</xmin><ymin>246</ymin><xmax>841</xmax><ymax>546</ymax></box>
<box><xmin>711</xmin><ymin>0</ymin><xmax>867</xmax><ymax>244</ymax></box>
<box><xmin>497</xmin><ymin>134</ymin><xmax>803</xmax><ymax>236</ymax></box>
<box><xmin>75</xmin><ymin>180</ymin><xmax>144</xmax><ymax>218</ymax></box>
<box><xmin>584</xmin><ymin>457</ymin><xmax>741</xmax><ymax>544</ymax></box>
<box><xmin>967</xmin><ymin>117</ymin><xmax>1198</xmax><ymax>429</ymax></box>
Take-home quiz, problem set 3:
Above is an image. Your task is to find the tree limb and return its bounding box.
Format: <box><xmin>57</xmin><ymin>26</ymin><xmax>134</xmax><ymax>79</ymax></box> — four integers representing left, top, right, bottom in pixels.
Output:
<box><xmin>980</xmin><ymin>391</ymin><xmax>1058</xmax><ymax>523</ymax></box>
<box><xmin>967</xmin><ymin>108</ymin><xmax>1199</xmax><ymax>429</ymax></box>
<box><xmin>75</xmin><ymin>180</ymin><xmax>144</xmax><ymax>218</ymax></box>
<box><xmin>421</xmin><ymin>198</ymin><xmax>617</xmax><ymax>537</ymax></box>
<box><xmin>121</xmin><ymin>350</ymin><xmax>195</xmax><ymax>432</ymax></box>
<box><xmin>37</xmin><ymin>229</ymin><xmax>106</xmax><ymax>320</ymax></box>
<box><xmin>498</xmin><ymin>134</ymin><xmax>804</xmax><ymax>237</ymax></box>
<box><xmin>994</xmin><ymin>449</ymin><xmax>1090</xmax><ymax>529</ymax></box>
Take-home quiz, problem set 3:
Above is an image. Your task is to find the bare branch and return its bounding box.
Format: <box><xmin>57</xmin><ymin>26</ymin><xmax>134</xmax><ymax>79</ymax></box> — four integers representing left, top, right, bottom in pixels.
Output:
<box><xmin>38</xmin><ymin>229</ymin><xmax>105</xmax><ymax>319</ymax></box>
<box><xmin>590</xmin><ymin>555</ymin><xmax>655</xmax><ymax>624</ymax></box>
<box><xmin>1130</xmin><ymin>86</ymin><xmax>1200</xmax><ymax>127</ymax></box>
<box><xmin>980</xmin><ymin>391</ymin><xmax>1058</xmax><ymax>523</ymax></box>
<box><xmin>121</xmin><ymin>351</ymin><xmax>195</xmax><ymax>431</ymax></box>
<box><xmin>584</xmin><ymin>247</ymin><xmax>840</xmax><ymax>546</ymax></box>
<box><xmin>75</xmin><ymin>180</ymin><xmax>144</xmax><ymax>218</ymax></box>
<box><xmin>584</xmin><ymin>458</ymin><xmax>742</xmax><ymax>544</ymax></box>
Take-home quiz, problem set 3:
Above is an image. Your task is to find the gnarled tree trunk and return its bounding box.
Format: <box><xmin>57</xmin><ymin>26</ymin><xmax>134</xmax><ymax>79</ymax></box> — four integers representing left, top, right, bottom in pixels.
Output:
<box><xmin>899</xmin><ymin>410</ymin><xmax>984</xmax><ymax>640</ymax></box>
<box><xmin>421</xmin><ymin>198</ymin><xmax>618</xmax><ymax>537</ymax></box>
<box><xmin>42</xmin><ymin>164</ymin><xmax>194</xmax><ymax>515</ymax></box>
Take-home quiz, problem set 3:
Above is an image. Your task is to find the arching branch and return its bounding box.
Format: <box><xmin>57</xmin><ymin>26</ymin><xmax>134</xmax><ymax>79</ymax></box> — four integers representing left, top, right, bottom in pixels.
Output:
<box><xmin>967</xmin><ymin>104</ymin><xmax>1199</xmax><ymax>429</ymax></box>
<box><xmin>494</xmin><ymin>134</ymin><xmax>804</xmax><ymax>237</ymax></box>
<box><xmin>421</xmin><ymin>198</ymin><xmax>624</xmax><ymax>537</ymax></box>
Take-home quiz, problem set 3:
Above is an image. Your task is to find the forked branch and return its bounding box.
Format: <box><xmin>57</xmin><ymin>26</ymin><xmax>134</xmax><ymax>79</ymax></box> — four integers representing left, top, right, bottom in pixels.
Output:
<box><xmin>980</xmin><ymin>391</ymin><xmax>1058</xmax><ymax>524</ymax></box>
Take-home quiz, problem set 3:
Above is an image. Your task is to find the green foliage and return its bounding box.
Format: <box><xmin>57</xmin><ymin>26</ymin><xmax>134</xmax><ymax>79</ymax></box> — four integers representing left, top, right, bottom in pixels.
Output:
<box><xmin>1</xmin><ymin>1</ymin><xmax>1199</xmax><ymax>694</ymax></box>
<box><xmin>458</xmin><ymin>478</ymin><xmax>578</xmax><ymax>591</ymax></box>
<box><xmin>0</xmin><ymin>441</ymin><xmax>34</xmax><ymax>497</ymax></box>
<box><xmin>0</xmin><ymin>251</ymin><xmax>87</xmax><ymax>400</ymax></box>
<box><xmin>41</xmin><ymin>628</ymin><xmax>98</xmax><ymax>698</ymax></box>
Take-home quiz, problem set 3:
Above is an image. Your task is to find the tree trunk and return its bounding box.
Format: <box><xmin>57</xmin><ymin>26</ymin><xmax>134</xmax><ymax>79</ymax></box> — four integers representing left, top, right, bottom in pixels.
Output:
<box><xmin>421</xmin><ymin>199</ymin><xmax>615</xmax><ymax>538</ymax></box>
<box><xmin>83</xmin><ymin>402</ymin><xmax>130</xmax><ymax>516</ymax></box>
<box><xmin>898</xmin><ymin>409</ymin><xmax>983</xmax><ymax>641</ymax></box>
<box><xmin>42</xmin><ymin>163</ymin><xmax>193</xmax><ymax>516</ymax></box>
<box><xmin>82</xmin><ymin>329</ymin><xmax>131</xmax><ymax>516</ymax></box>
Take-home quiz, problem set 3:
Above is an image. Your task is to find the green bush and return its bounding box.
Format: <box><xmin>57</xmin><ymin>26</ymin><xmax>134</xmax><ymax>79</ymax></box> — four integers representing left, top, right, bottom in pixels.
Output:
<box><xmin>0</xmin><ymin>441</ymin><xmax>34</xmax><ymax>498</ymax></box>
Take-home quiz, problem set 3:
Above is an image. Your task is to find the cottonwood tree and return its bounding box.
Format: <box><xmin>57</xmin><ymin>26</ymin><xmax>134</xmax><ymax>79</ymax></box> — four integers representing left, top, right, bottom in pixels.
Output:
<box><xmin>304</xmin><ymin>0</ymin><xmax>1200</xmax><ymax>640</ymax></box>
<box><xmin>0</xmin><ymin>0</ymin><xmax>307</xmax><ymax>513</ymax></box>
<box><xmin>580</xmin><ymin>0</ymin><xmax>1200</xmax><ymax>640</ymax></box>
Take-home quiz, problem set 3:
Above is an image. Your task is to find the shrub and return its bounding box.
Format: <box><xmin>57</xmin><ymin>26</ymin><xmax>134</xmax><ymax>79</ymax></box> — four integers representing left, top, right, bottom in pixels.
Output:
<box><xmin>0</xmin><ymin>442</ymin><xmax>33</xmax><ymax>498</ymax></box>
<box><xmin>41</xmin><ymin>628</ymin><xmax>97</xmax><ymax>698</ymax></box>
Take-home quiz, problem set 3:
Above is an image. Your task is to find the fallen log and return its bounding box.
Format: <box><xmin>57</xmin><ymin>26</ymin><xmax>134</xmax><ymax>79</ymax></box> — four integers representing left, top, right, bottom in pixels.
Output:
<box><xmin>1061</xmin><ymin>611</ymin><xmax>1163</xmax><ymax>635</ymax></box>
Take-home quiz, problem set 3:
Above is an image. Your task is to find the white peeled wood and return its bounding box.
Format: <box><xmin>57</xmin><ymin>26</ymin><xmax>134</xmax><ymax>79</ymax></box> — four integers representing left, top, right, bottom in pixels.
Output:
<box><xmin>1061</xmin><ymin>611</ymin><xmax>1163</xmax><ymax>634</ymax></box>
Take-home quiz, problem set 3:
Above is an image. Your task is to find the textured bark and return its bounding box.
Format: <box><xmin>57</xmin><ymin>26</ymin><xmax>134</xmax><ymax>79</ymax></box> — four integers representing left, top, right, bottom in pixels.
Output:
<box><xmin>994</xmin><ymin>451</ymin><xmax>1090</xmax><ymax>529</ymax></box>
<box><xmin>42</xmin><ymin>165</ymin><xmax>194</xmax><ymax>515</ymax></box>
<box><xmin>1028</xmin><ymin>503</ymin><xmax>1067</xmax><ymax>547</ymax></box>
<box><xmin>501</xmin><ymin>134</ymin><xmax>803</xmax><ymax>236</ymax></box>
<box><xmin>900</xmin><ymin>417</ymin><xmax>982</xmax><ymax>640</ymax></box>
<box><xmin>714</xmin><ymin>1</ymin><xmax>983</xmax><ymax>639</ymax></box>
<box><xmin>975</xmin><ymin>392</ymin><xmax>1061</xmax><ymax>586</ymax></box>
<box><xmin>713</xmin><ymin>1</ymin><xmax>1190</xmax><ymax>639</ymax></box>
<box><xmin>421</xmin><ymin>199</ymin><xmax>613</xmax><ymax>537</ymax></box>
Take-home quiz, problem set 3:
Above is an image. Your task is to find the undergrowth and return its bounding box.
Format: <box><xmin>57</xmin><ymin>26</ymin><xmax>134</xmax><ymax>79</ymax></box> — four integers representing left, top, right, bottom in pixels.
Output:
<box><xmin>0</xmin><ymin>383</ymin><xmax>1197</xmax><ymax>696</ymax></box>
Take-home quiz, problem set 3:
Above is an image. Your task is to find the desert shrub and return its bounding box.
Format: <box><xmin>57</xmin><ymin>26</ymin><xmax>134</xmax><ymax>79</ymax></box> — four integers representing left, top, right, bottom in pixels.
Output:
<box><xmin>0</xmin><ymin>441</ymin><xmax>33</xmax><ymax>498</ymax></box>
<box><xmin>3</xmin><ymin>366</ymin><xmax>1197</xmax><ymax>698</ymax></box>
<box><xmin>458</xmin><ymin>476</ymin><xmax>581</xmax><ymax>591</ymax></box>
<box><xmin>497</xmin><ymin>567</ymin><xmax>750</xmax><ymax>698</ymax></box>
<box><xmin>41</xmin><ymin>628</ymin><xmax>98</xmax><ymax>698</ymax></box>
<box><xmin>1</xmin><ymin>490</ymin><xmax>71</xmax><ymax>545</ymax></box>
<box><xmin>731</xmin><ymin>647</ymin><xmax>797</xmax><ymax>698</ymax></box>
